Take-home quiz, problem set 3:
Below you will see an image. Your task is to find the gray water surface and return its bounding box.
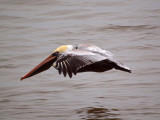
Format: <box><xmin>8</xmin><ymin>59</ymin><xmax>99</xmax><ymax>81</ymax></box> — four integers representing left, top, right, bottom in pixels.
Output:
<box><xmin>0</xmin><ymin>0</ymin><xmax>160</xmax><ymax>120</ymax></box>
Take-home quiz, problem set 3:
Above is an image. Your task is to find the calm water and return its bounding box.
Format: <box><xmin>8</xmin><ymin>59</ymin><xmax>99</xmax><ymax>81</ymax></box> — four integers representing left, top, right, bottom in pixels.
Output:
<box><xmin>0</xmin><ymin>0</ymin><xmax>160</xmax><ymax>120</ymax></box>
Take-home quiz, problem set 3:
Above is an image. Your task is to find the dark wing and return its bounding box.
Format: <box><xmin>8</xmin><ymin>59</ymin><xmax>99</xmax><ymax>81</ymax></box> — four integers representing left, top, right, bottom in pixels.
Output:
<box><xmin>53</xmin><ymin>50</ymin><xmax>106</xmax><ymax>78</ymax></box>
<box><xmin>76</xmin><ymin>44</ymin><xmax>131</xmax><ymax>73</ymax></box>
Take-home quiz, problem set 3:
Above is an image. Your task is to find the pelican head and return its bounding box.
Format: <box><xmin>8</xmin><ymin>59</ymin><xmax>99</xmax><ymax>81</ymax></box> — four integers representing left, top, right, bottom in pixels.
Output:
<box><xmin>54</xmin><ymin>45</ymin><xmax>74</xmax><ymax>53</ymax></box>
<box><xmin>21</xmin><ymin>45</ymin><xmax>73</xmax><ymax>80</ymax></box>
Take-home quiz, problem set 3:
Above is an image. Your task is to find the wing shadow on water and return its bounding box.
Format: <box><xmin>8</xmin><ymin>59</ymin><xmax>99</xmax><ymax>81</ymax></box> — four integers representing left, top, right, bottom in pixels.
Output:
<box><xmin>76</xmin><ymin>106</ymin><xmax>122</xmax><ymax>120</ymax></box>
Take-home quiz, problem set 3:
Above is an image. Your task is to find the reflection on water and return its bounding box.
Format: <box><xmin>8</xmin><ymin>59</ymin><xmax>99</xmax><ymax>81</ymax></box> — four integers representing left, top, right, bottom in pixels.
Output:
<box><xmin>0</xmin><ymin>0</ymin><xmax>160</xmax><ymax>120</ymax></box>
<box><xmin>77</xmin><ymin>107</ymin><xmax>121</xmax><ymax>120</ymax></box>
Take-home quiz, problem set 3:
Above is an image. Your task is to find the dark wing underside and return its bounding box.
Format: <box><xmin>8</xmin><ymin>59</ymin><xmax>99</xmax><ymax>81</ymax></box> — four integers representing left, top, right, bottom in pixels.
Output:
<box><xmin>53</xmin><ymin>50</ymin><xmax>107</xmax><ymax>78</ymax></box>
<box><xmin>77</xmin><ymin>59</ymin><xmax>113</xmax><ymax>73</ymax></box>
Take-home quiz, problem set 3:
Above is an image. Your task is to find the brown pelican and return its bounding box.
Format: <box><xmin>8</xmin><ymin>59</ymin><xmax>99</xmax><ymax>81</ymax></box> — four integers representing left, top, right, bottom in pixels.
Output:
<box><xmin>21</xmin><ymin>44</ymin><xmax>131</xmax><ymax>80</ymax></box>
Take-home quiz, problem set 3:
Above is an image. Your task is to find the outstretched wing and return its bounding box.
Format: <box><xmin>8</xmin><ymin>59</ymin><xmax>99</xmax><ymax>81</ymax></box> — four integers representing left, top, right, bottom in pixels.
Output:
<box><xmin>77</xmin><ymin>44</ymin><xmax>131</xmax><ymax>73</ymax></box>
<box><xmin>53</xmin><ymin>50</ymin><xmax>106</xmax><ymax>78</ymax></box>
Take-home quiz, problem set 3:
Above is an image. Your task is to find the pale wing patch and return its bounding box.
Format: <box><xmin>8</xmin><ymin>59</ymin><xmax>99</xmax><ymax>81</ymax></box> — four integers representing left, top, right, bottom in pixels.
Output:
<box><xmin>77</xmin><ymin>44</ymin><xmax>114</xmax><ymax>57</ymax></box>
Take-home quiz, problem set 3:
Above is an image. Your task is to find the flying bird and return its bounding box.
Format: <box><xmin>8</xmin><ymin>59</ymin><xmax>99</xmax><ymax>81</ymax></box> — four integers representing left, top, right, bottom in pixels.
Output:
<box><xmin>21</xmin><ymin>44</ymin><xmax>131</xmax><ymax>80</ymax></box>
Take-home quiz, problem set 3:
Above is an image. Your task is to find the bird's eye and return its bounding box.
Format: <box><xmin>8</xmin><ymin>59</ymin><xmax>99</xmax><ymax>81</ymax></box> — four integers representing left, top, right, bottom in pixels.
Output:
<box><xmin>52</xmin><ymin>51</ymin><xmax>59</xmax><ymax>56</ymax></box>
<box><xmin>75</xmin><ymin>46</ymin><xmax>78</xmax><ymax>49</ymax></box>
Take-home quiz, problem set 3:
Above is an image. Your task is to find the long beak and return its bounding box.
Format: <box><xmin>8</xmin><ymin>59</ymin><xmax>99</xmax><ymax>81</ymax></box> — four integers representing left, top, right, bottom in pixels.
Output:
<box><xmin>21</xmin><ymin>54</ymin><xmax>57</xmax><ymax>81</ymax></box>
